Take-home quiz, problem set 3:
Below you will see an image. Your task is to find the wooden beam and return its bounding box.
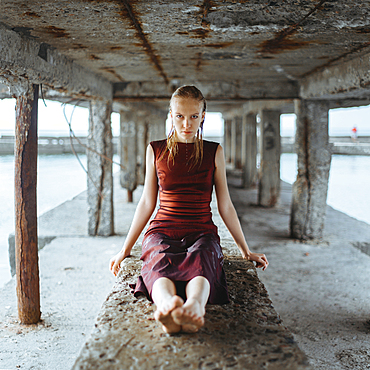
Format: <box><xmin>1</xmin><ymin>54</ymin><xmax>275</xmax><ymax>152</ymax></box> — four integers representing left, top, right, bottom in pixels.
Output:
<box><xmin>14</xmin><ymin>83</ymin><xmax>41</xmax><ymax>324</ymax></box>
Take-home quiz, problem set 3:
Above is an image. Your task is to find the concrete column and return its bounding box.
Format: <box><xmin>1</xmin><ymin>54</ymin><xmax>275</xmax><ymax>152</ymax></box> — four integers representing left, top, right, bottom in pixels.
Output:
<box><xmin>258</xmin><ymin>109</ymin><xmax>281</xmax><ymax>207</ymax></box>
<box><xmin>120</xmin><ymin>109</ymin><xmax>137</xmax><ymax>202</ymax></box>
<box><xmin>241</xmin><ymin>113</ymin><xmax>257</xmax><ymax>188</ymax></box>
<box><xmin>230</xmin><ymin>118</ymin><xmax>236</xmax><ymax>167</ymax></box>
<box><xmin>148</xmin><ymin>109</ymin><xmax>167</xmax><ymax>142</ymax></box>
<box><xmin>87</xmin><ymin>99</ymin><xmax>114</xmax><ymax>236</ymax></box>
<box><xmin>234</xmin><ymin>117</ymin><xmax>242</xmax><ymax>169</ymax></box>
<box><xmin>14</xmin><ymin>82</ymin><xmax>41</xmax><ymax>324</ymax></box>
<box><xmin>290</xmin><ymin>100</ymin><xmax>331</xmax><ymax>239</ymax></box>
<box><xmin>224</xmin><ymin>119</ymin><xmax>232</xmax><ymax>163</ymax></box>
<box><xmin>137</xmin><ymin>122</ymin><xmax>148</xmax><ymax>185</ymax></box>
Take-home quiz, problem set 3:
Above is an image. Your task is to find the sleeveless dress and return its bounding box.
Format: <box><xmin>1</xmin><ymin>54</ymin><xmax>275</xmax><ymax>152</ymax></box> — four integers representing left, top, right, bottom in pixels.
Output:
<box><xmin>132</xmin><ymin>139</ymin><xmax>229</xmax><ymax>305</ymax></box>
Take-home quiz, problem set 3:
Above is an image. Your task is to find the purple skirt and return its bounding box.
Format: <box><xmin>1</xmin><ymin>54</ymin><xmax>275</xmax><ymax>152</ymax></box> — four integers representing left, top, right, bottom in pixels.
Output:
<box><xmin>131</xmin><ymin>230</ymin><xmax>229</xmax><ymax>305</ymax></box>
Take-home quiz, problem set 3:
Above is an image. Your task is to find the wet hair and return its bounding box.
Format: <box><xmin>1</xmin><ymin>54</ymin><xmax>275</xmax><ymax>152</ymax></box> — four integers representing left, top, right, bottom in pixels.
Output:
<box><xmin>162</xmin><ymin>85</ymin><xmax>206</xmax><ymax>169</ymax></box>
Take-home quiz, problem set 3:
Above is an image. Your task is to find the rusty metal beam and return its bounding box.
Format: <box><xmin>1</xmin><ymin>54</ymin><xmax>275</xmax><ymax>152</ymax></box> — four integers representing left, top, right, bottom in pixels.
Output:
<box><xmin>14</xmin><ymin>83</ymin><xmax>41</xmax><ymax>324</ymax></box>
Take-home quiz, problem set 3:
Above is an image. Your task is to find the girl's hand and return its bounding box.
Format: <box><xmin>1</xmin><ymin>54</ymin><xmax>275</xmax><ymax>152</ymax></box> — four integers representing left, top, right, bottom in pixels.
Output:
<box><xmin>109</xmin><ymin>250</ymin><xmax>131</xmax><ymax>276</ymax></box>
<box><xmin>243</xmin><ymin>252</ymin><xmax>269</xmax><ymax>271</ymax></box>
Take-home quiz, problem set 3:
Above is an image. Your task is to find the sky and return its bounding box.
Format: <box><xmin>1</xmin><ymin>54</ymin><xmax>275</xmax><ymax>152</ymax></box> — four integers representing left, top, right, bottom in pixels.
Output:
<box><xmin>0</xmin><ymin>98</ymin><xmax>370</xmax><ymax>138</ymax></box>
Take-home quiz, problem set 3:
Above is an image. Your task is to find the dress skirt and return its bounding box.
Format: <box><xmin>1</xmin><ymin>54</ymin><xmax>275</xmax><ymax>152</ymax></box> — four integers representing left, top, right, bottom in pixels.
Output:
<box><xmin>132</xmin><ymin>229</ymin><xmax>230</xmax><ymax>305</ymax></box>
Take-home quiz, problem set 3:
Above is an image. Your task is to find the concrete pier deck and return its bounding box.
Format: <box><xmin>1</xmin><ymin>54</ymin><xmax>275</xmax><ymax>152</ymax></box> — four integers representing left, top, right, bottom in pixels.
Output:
<box><xmin>1</xmin><ymin>174</ymin><xmax>370</xmax><ymax>369</ymax></box>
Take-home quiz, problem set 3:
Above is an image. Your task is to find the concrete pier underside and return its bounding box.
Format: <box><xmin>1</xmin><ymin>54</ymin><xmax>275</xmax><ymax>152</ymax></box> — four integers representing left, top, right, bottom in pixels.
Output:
<box><xmin>1</xmin><ymin>0</ymin><xmax>370</xmax><ymax>365</ymax></box>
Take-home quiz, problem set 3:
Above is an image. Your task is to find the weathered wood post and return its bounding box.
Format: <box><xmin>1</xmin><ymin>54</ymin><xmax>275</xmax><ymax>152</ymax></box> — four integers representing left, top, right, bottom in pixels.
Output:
<box><xmin>14</xmin><ymin>83</ymin><xmax>41</xmax><ymax>324</ymax></box>
<box><xmin>258</xmin><ymin>109</ymin><xmax>281</xmax><ymax>207</ymax></box>
<box><xmin>87</xmin><ymin>99</ymin><xmax>114</xmax><ymax>236</ymax></box>
<box><xmin>120</xmin><ymin>109</ymin><xmax>137</xmax><ymax>203</ymax></box>
<box><xmin>290</xmin><ymin>99</ymin><xmax>331</xmax><ymax>239</ymax></box>
<box><xmin>241</xmin><ymin>113</ymin><xmax>257</xmax><ymax>188</ymax></box>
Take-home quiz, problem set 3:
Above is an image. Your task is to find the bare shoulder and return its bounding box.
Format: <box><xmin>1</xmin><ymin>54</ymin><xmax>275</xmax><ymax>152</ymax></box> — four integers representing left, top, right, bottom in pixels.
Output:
<box><xmin>215</xmin><ymin>144</ymin><xmax>225</xmax><ymax>168</ymax></box>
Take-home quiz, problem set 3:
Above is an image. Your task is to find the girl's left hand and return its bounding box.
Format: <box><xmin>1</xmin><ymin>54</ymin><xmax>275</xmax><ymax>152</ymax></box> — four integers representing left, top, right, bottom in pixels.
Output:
<box><xmin>244</xmin><ymin>252</ymin><xmax>269</xmax><ymax>271</ymax></box>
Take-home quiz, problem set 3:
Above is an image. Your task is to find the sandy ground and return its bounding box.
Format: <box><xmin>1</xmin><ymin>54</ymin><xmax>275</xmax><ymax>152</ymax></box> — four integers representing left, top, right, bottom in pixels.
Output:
<box><xmin>230</xmin><ymin>179</ymin><xmax>370</xmax><ymax>370</ymax></box>
<box><xmin>1</xmin><ymin>177</ymin><xmax>370</xmax><ymax>369</ymax></box>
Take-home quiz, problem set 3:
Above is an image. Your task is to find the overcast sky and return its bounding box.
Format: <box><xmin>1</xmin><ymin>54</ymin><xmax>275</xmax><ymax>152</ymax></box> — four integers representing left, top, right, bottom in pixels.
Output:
<box><xmin>0</xmin><ymin>98</ymin><xmax>369</xmax><ymax>137</ymax></box>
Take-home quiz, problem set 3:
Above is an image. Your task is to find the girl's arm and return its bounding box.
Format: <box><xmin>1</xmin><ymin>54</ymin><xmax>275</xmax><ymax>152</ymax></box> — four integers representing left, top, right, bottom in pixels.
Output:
<box><xmin>109</xmin><ymin>144</ymin><xmax>158</xmax><ymax>276</ymax></box>
<box><xmin>214</xmin><ymin>145</ymin><xmax>268</xmax><ymax>270</ymax></box>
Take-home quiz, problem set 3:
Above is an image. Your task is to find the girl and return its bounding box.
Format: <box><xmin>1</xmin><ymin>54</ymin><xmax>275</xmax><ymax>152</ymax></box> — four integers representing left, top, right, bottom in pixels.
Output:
<box><xmin>109</xmin><ymin>85</ymin><xmax>268</xmax><ymax>334</ymax></box>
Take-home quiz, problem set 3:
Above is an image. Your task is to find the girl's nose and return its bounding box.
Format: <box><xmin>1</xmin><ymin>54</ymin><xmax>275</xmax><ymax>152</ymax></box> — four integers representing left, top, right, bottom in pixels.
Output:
<box><xmin>184</xmin><ymin>119</ymin><xmax>191</xmax><ymax>128</ymax></box>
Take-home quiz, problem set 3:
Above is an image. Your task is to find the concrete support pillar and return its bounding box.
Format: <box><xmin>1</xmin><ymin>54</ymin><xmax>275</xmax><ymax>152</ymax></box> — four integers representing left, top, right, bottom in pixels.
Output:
<box><xmin>231</xmin><ymin>117</ymin><xmax>242</xmax><ymax>168</ymax></box>
<box><xmin>290</xmin><ymin>100</ymin><xmax>331</xmax><ymax>239</ymax></box>
<box><xmin>241</xmin><ymin>113</ymin><xmax>257</xmax><ymax>188</ymax></box>
<box><xmin>137</xmin><ymin>122</ymin><xmax>148</xmax><ymax>185</ymax></box>
<box><xmin>224</xmin><ymin>119</ymin><xmax>232</xmax><ymax>164</ymax></box>
<box><xmin>148</xmin><ymin>110</ymin><xmax>167</xmax><ymax>142</ymax></box>
<box><xmin>230</xmin><ymin>118</ymin><xmax>236</xmax><ymax>167</ymax></box>
<box><xmin>14</xmin><ymin>83</ymin><xmax>41</xmax><ymax>324</ymax></box>
<box><xmin>234</xmin><ymin>117</ymin><xmax>243</xmax><ymax>169</ymax></box>
<box><xmin>258</xmin><ymin>109</ymin><xmax>281</xmax><ymax>207</ymax></box>
<box><xmin>87</xmin><ymin>99</ymin><xmax>114</xmax><ymax>236</ymax></box>
<box><xmin>120</xmin><ymin>109</ymin><xmax>137</xmax><ymax>202</ymax></box>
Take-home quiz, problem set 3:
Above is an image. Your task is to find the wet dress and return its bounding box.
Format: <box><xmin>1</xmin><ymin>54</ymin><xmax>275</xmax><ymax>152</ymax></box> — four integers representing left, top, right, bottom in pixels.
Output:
<box><xmin>132</xmin><ymin>139</ymin><xmax>229</xmax><ymax>304</ymax></box>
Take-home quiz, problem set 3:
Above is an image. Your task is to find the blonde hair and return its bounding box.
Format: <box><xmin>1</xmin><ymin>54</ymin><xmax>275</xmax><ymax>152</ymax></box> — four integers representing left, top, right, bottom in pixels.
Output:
<box><xmin>161</xmin><ymin>85</ymin><xmax>206</xmax><ymax>170</ymax></box>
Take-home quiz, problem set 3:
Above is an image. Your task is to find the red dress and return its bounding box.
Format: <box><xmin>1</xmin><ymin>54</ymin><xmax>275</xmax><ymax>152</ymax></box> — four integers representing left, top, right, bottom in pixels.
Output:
<box><xmin>132</xmin><ymin>139</ymin><xmax>229</xmax><ymax>304</ymax></box>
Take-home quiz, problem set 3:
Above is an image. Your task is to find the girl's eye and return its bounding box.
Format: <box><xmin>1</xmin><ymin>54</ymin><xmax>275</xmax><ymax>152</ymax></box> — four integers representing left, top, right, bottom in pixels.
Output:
<box><xmin>192</xmin><ymin>115</ymin><xmax>198</xmax><ymax>119</ymax></box>
<box><xmin>176</xmin><ymin>115</ymin><xmax>183</xmax><ymax>118</ymax></box>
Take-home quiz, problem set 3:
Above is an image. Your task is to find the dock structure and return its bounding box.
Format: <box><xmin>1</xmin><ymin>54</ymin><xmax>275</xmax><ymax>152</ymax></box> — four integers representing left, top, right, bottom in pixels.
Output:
<box><xmin>0</xmin><ymin>1</ymin><xmax>370</xmax><ymax>366</ymax></box>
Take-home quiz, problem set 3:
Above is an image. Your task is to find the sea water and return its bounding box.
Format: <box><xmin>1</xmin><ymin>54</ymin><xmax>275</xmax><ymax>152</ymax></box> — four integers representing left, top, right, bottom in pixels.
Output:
<box><xmin>0</xmin><ymin>154</ymin><xmax>121</xmax><ymax>288</ymax></box>
<box><xmin>1</xmin><ymin>153</ymin><xmax>369</xmax><ymax>289</ymax></box>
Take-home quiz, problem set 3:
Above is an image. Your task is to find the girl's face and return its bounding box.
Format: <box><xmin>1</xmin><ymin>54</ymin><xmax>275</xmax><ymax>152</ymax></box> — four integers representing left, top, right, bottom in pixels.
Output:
<box><xmin>170</xmin><ymin>97</ymin><xmax>205</xmax><ymax>143</ymax></box>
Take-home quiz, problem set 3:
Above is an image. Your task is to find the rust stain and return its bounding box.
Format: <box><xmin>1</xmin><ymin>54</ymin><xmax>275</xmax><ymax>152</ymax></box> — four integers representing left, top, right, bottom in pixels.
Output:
<box><xmin>23</xmin><ymin>11</ymin><xmax>40</xmax><ymax>18</ymax></box>
<box><xmin>187</xmin><ymin>42</ymin><xmax>233</xmax><ymax>49</ymax></box>
<box><xmin>258</xmin><ymin>0</ymin><xmax>326</xmax><ymax>55</ymax></box>
<box><xmin>90</xmin><ymin>54</ymin><xmax>102</xmax><ymax>60</ymax></box>
<box><xmin>118</xmin><ymin>0</ymin><xmax>168</xmax><ymax>85</ymax></box>
<box><xmin>258</xmin><ymin>28</ymin><xmax>311</xmax><ymax>55</ymax></box>
<box><xmin>195</xmin><ymin>52</ymin><xmax>203</xmax><ymax>71</ymax></box>
<box><xmin>302</xmin><ymin>40</ymin><xmax>370</xmax><ymax>78</ymax></box>
<box><xmin>190</xmin><ymin>28</ymin><xmax>211</xmax><ymax>39</ymax></box>
<box><xmin>72</xmin><ymin>43</ymin><xmax>88</xmax><ymax>49</ymax></box>
<box><xmin>45</xmin><ymin>25</ymin><xmax>69</xmax><ymax>38</ymax></box>
<box><xmin>101</xmin><ymin>67</ymin><xmax>125</xmax><ymax>82</ymax></box>
<box><xmin>198</xmin><ymin>0</ymin><xmax>217</xmax><ymax>26</ymax></box>
<box><xmin>354</xmin><ymin>27</ymin><xmax>370</xmax><ymax>34</ymax></box>
<box><xmin>110</xmin><ymin>46</ymin><xmax>123</xmax><ymax>50</ymax></box>
<box><xmin>177</xmin><ymin>31</ymin><xmax>189</xmax><ymax>35</ymax></box>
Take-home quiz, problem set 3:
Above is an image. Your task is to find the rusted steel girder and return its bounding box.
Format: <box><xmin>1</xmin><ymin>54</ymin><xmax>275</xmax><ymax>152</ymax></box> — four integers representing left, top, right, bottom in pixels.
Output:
<box><xmin>14</xmin><ymin>84</ymin><xmax>41</xmax><ymax>324</ymax></box>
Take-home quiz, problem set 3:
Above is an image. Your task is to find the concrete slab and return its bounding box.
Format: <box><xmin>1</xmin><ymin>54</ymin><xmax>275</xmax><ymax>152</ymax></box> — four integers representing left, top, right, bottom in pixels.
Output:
<box><xmin>73</xmin><ymin>251</ymin><xmax>310</xmax><ymax>370</ymax></box>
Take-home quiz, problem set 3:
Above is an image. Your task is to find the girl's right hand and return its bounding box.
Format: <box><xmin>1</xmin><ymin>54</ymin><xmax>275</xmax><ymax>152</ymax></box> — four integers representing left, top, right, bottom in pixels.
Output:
<box><xmin>109</xmin><ymin>250</ymin><xmax>130</xmax><ymax>276</ymax></box>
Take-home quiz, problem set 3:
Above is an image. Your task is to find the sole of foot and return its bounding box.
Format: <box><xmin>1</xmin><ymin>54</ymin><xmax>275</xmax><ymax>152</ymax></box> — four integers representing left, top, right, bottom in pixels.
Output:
<box><xmin>154</xmin><ymin>296</ymin><xmax>184</xmax><ymax>334</ymax></box>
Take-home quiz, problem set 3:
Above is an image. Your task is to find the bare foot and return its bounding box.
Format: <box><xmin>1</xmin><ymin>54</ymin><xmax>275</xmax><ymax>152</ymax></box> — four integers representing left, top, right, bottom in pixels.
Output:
<box><xmin>154</xmin><ymin>295</ymin><xmax>184</xmax><ymax>334</ymax></box>
<box><xmin>171</xmin><ymin>298</ymin><xmax>205</xmax><ymax>333</ymax></box>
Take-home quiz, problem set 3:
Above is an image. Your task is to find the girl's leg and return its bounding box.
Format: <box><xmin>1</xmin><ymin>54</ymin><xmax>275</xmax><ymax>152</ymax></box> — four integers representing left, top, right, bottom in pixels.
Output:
<box><xmin>172</xmin><ymin>276</ymin><xmax>210</xmax><ymax>333</ymax></box>
<box><xmin>152</xmin><ymin>277</ymin><xmax>184</xmax><ymax>334</ymax></box>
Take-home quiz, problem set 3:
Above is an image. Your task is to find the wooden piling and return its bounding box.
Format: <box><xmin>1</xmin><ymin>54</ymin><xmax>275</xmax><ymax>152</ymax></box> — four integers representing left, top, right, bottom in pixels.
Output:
<box><xmin>14</xmin><ymin>84</ymin><xmax>41</xmax><ymax>324</ymax></box>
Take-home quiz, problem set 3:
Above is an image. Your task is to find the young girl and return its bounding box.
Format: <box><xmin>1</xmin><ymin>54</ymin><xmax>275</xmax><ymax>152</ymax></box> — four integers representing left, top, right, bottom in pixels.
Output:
<box><xmin>109</xmin><ymin>85</ymin><xmax>268</xmax><ymax>334</ymax></box>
